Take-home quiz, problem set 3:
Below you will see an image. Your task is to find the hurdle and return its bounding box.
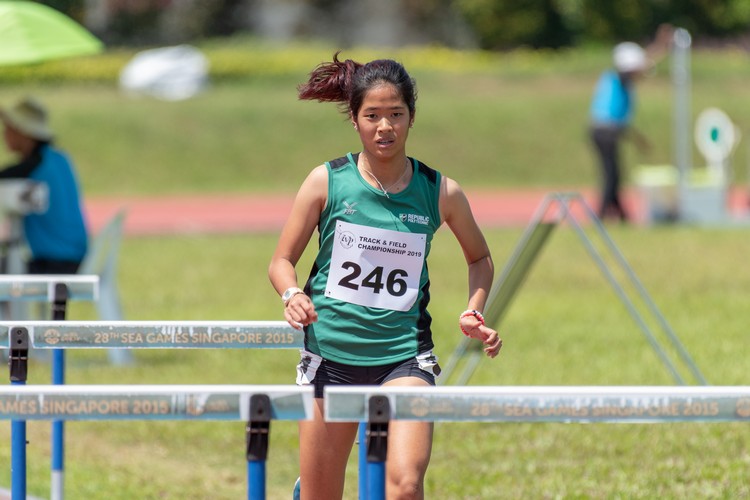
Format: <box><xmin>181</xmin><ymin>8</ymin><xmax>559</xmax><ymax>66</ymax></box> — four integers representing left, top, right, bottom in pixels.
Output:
<box><xmin>0</xmin><ymin>384</ymin><xmax>314</xmax><ymax>500</ymax></box>
<box><xmin>0</xmin><ymin>320</ymin><xmax>302</xmax><ymax>349</ymax></box>
<box><xmin>0</xmin><ymin>276</ymin><xmax>99</xmax><ymax>500</ymax></box>
<box><xmin>2</xmin><ymin>320</ymin><xmax>392</xmax><ymax>500</ymax></box>
<box><xmin>0</xmin><ymin>276</ymin><xmax>98</xmax><ymax>304</ymax></box>
<box><xmin>1</xmin><ymin>320</ymin><xmax>301</xmax><ymax>500</ymax></box>
<box><xmin>326</xmin><ymin>385</ymin><xmax>750</xmax><ymax>500</ymax></box>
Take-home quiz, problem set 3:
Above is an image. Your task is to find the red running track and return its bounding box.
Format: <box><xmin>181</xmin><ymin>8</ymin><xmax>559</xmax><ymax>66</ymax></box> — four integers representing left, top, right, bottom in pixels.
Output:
<box><xmin>82</xmin><ymin>188</ymin><xmax>599</xmax><ymax>236</ymax></box>
<box><xmin>83</xmin><ymin>187</ymin><xmax>750</xmax><ymax>237</ymax></box>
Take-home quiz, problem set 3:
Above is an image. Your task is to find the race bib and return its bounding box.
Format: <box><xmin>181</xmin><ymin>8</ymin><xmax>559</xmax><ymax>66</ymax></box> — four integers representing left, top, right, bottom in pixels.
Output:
<box><xmin>326</xmin><ymin>221</ymin><xmax>426</xmax><ymax>311</ymax></box>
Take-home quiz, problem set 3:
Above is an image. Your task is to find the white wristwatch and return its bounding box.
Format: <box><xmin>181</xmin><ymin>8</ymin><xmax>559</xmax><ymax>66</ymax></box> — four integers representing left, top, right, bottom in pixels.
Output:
<box><xmin>281</xmin><ymin>287</ymin><xmax>304</xmax><ymax>306</ymax></box>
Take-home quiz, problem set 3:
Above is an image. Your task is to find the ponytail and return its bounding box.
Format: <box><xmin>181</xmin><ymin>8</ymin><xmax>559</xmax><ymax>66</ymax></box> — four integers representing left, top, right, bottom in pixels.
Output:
<box><xmin>298</xmin><ymin>52</ymin><xmax>417</xmax><ymax>119</ymax></box>
<box><xmin>298</xmin><ymin>51</ymin><xmax>361</xmax><ymax>106</ymax></box>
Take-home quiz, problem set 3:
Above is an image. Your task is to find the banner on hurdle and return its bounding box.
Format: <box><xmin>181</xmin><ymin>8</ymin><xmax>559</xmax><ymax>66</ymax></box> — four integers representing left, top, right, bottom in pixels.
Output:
<box><xmin>0</xmin><ymin>275</ymin><xmax>98</xmax><ymax>302</ymax></box>
<box><xmin>0</xmin><ymin>321</ymin><xmax>302</xmax><ymax>349</ymax></box>
<box><xmin>325</xmin><ymin>386</ymin><xmax>750</xmax><ymax>423</ymax></box>
<box><xmin>0</xmin><ymin>385</ymin><xmax>314</xmax><ymax>421</ymax></box>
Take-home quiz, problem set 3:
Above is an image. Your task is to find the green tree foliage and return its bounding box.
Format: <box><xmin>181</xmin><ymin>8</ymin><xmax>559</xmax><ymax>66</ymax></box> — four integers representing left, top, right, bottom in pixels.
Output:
<box><xmin>581</xmin><ymin>0</ymin><xmax>661</xmax><ymax>41</ymax></box>
<box><xmin>581</xmin><ymin>0</ymin><xmax>750</xmax><ymax>41</ymax></box>
<box><xmin>456</xmin><ymin>0</ymin><xmax>750</xmax><ymax>49</ymax></box>
<box><xmin>455</xmin><ymin>0</ymin><xmax>574</xmax><ymax>49</ymax></box>
<box><xmin>668</xmin><ymin>0</ymin><xmax>750</xmax><ymax>37</ymax></box>
<box><xmin>34</xmin><ymin>0</ymin><xmax>750</xmax><ymax>50</ymax></box>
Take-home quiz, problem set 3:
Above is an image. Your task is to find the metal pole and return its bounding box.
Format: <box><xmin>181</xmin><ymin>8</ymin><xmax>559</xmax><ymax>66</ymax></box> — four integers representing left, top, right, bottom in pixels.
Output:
<box><xmin>246</xmin><ymin>394</ymin><xmax>271</xmax><ymax>500</ymax></box>
<box><xmin>51</xmin><ymin>284</ymin><xmax>69</xmax><ymax>500</ymax></box>
<box><xmin>358</xmin><ymin>422</ymin><xmax>368</xmax><ymax>499</ymax></box>
<box><xmin>246</xmin><ymin>460</ymin><xmax>266</xmax><ymax>500</ymax></box>
<box><xmin>10</xmin><ymin>395</ymin><xmax>26</xmax><ymax>500</ymax></box>
<box><xmin>6</xmin><ymin>216</ymin><xmax>28</xmax><ymax>320</ymax></box>
<box><xmin>9</xmin><ymin>327</ymin><xmax>29</xmax><ymax>500</ymax></box>
<box><xmin>672</xmin><ymin>28</ymin><xmax>692</xmax><ymax>193</ymax></box>
<box><xmin>365</xmin><ymin>396</ymin><xmax>390</xmax><ymax>500</ymax></box>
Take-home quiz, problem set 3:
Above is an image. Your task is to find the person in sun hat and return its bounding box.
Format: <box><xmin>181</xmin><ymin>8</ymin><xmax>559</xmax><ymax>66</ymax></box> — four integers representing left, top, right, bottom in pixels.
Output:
<box><xmin>589</xmin><ymin>25</ymin><xmax>674</xmax><ymax>222</ymax></box>
<box><xmin>0</xmin><ymin>96</ymin><xmax>88</xmax><ymax>274</ymax></box>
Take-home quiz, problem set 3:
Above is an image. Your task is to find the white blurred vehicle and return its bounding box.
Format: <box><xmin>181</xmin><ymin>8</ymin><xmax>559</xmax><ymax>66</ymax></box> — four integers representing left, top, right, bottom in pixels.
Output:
<box><xmin>119</xmin><ymin>45</ymin><xmax>209</xmax><ymax>101</ymax></box>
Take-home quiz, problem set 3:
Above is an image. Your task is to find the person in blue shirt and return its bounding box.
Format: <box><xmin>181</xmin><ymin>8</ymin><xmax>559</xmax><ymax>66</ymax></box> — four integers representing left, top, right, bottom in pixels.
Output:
<box><xmin>0</xmin><ymin>96</ymin><xmax>88</xmax><ymax>274</ymax></box>
<box><xmin>589</xmin><ymin>26</ymin><xmax>673</xmax><ymax>222</ymax></box>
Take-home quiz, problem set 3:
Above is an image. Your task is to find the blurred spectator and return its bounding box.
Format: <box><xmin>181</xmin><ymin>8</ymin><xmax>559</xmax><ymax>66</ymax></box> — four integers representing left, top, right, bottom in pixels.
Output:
<box><xmin>0</xmin><ymin>96</ymin><xmax>88</xmax><ymax>274</ymax></box>
<box><xmin>589</xmin><ymin>25</ymin><xmax>673</xmax><ymax>222</ymax></box>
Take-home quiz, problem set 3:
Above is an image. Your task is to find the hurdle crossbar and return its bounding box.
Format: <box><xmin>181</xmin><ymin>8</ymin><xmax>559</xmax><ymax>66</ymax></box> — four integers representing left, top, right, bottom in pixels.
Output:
<box><xmin>0</xmin><ymin>384</ymin><xmax>314</xmax><ymax>421</ymax></box>
<box><xmin>0</xmin><ymin>275</ymin><xmax>98</xmax><ymax>302</ymax></box>
<box><xmin>0</xmin><ymin>321</ymin><xmax>302</xmax><ymax>349</ymax></box>
<box><xmin>325</xmin><ymin>386</ymin><xmax>750</xmax><ymax>423</ymax></box>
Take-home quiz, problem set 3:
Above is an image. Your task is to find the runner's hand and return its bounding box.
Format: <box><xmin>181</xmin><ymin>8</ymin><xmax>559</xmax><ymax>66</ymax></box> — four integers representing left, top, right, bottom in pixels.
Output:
<box><xmin>460</xmin><ymin>315</ymin><xmax>502</xmax><ymax>358</ymax></box>
<box><xmin>479</xmin><ymin>325</ymin><xmax>502</xmax><ymax>358</ymax></box>
<box><xmin>284</xmin><ymin>293</ymin><xmax>317</xmax><ymax>329</ymax></box>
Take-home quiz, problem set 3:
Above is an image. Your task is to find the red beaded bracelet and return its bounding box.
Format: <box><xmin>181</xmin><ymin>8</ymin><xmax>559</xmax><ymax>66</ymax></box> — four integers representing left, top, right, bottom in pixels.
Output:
<box><xmin>459</xmin><ymin>309</ymin><xmax>485</xmax><ymax>336</ymax></box>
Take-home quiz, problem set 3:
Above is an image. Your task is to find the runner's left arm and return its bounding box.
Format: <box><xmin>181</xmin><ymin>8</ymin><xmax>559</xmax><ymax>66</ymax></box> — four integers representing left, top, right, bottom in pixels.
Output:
<box><xmin>440</xmin><ymin>176</ymin><xmax>502</xmax><ymax>358</ymax></box>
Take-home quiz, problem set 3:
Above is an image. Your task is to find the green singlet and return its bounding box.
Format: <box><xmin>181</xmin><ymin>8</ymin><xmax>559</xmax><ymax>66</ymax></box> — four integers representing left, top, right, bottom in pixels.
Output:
<box><xmin>302</xmin><ymin>152</ymin><xmax>442</xmax><ymax>366</ymax></box>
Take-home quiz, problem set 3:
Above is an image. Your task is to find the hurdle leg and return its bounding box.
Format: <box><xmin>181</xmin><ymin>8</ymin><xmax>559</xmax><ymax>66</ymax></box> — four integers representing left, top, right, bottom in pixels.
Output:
<box><xmin>51</xmin><ymin>349</ymin><xmax>65</xmax><ymax>499</ymax></box>
<box><xmin>358</xmin><ymin>421</ymin><xmax>368</xmax><ymax>499</ymax></box>
<box><xmin>246</xmin><ymin>394</ymin><xmax>271</xmax><ymax>500</ymax></box>
<box><xmin>51</xmin><ymin>284</ymin><xmax>69</xmax><ymax>500</ymax></box>
<box><xmin>365</xmin><ymin>395</ymin><xmax>390</xmax><ymax>500</ymax></box>
<box><xmin>10</xmin><ymin>411</ymin><xmax>26</xmax><ymax>500</ymax></box>
<box><xmin>9</xmin><ymin>327</ymin><xmax>29</xmax><ymax>500</ymax></box>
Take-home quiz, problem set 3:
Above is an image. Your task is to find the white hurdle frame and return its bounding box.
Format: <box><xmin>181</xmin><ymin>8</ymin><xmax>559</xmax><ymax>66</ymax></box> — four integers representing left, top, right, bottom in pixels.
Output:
<box><xmin>0</xmin><ymin>320</ymin><xmax>302</xmax><ymax>349</ymax></box>
<box><xmin>0</xmin><ymin>275</ymin><xmax>98</xmax><ymax>303</ymax></box>
<box><xmin>0</xmin><ymin>277</ymin><xmax>99</xmax><ymax>500</ymax></box>
<box><xmin>0</xmin><ymin>384</ymin><xmax>313</xmax><ymax>421</ymax></box>
<box><xmin>1</xmin><ymin>320</ymin><xmax>302</xmax><ymax>500</ymax></box>
<box><xmin>325</xmin><ymin>385</ymin><xmax>750</xmax><ymax>423</ymax></box>
<box><xmin>327</xmin><ymin>385</ymin><xmax>750</xmax><ymax>500</ymax></box>
<box><xmin>4</xmin><ymin>382</ymin><xmax>749</xmax><ymax>498</ymax></box>
<box><xmin>0</xmin><ymin>384</ymin><xmax>314</xmax><ymax>500</ymax></box>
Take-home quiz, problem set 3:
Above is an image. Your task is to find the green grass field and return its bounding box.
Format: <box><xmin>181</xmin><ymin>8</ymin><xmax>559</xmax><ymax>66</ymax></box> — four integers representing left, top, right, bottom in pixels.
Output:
<box><xmin>1</xmin><ymin>41</ymin><xmax>749</xmax><ymax>498</ymax></box>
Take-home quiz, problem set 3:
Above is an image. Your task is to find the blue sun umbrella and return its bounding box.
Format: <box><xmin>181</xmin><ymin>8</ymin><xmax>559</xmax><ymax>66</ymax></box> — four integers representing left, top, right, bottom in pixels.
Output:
<box><xmin>0</xmin><ymin>1</ymin><xmax>102</xmax><ymax>66</ymax></box>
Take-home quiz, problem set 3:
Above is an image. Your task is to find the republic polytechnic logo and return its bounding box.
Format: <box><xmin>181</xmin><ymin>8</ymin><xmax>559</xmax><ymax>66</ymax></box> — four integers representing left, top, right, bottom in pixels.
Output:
<box><xmin>343</xmin><ymin>201</ymin><xmax>358</xmax><ymax>215</ymax></box>
<box><xmin>399</xmin><ymin>213</ymin><xmax>430</xmax><ymax>225</ymax></box>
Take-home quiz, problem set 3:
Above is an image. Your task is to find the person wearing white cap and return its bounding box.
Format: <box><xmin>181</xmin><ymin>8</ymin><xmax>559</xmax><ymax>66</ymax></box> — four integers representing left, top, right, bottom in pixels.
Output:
<box><xmin>589</xmin><ymin>26</ymin><xmax>673</xmax><ymax>222</ymax></box>
<box><xmin>0</xmin><ymin>96</ymin><xmax>88</xmax><ymax>274</ymax></box>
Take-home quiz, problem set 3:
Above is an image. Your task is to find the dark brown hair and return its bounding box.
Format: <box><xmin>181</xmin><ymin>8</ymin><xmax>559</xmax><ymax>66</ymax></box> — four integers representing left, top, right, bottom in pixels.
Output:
<box><xmin>298</xmin><ymin>52</ymin><xmax>417</xmax><ymax>118</ymax></box>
